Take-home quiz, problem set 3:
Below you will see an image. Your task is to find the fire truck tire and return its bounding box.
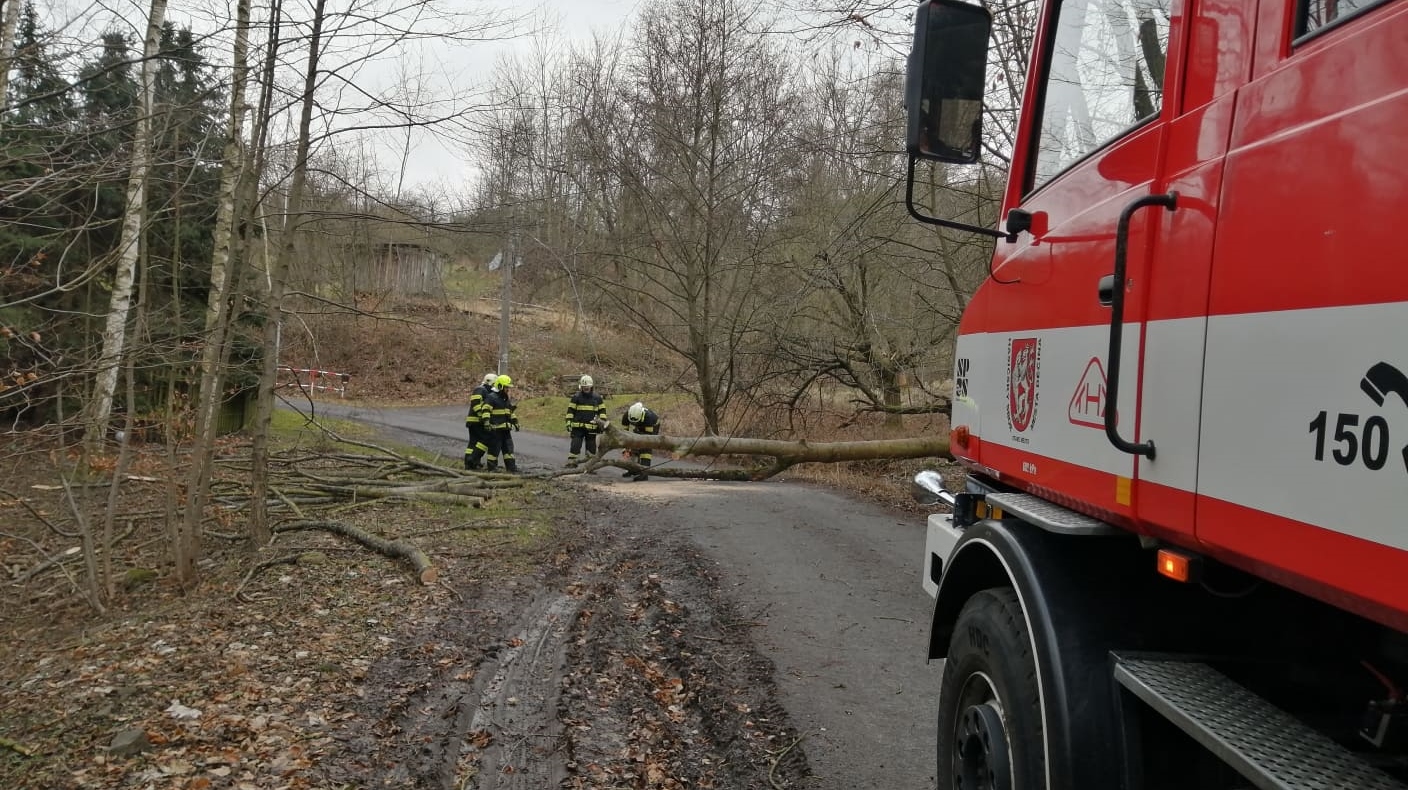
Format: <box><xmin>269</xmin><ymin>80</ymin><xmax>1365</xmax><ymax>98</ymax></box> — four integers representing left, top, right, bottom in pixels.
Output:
<box><xmin>937</xmin><ymin>587</ymin><xmax>1043</xmax><ymax>790</ymax></box>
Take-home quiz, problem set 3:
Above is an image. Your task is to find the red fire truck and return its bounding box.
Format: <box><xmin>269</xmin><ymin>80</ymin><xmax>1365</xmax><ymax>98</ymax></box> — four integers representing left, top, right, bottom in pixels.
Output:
<box><xmin>904</xmin><ymin>0</ymin><xmax>1408</xmax><ymax>785</ymax></box>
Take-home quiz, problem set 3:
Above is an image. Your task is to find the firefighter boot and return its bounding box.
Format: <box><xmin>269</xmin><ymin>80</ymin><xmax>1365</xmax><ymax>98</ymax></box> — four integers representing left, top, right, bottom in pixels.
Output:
<box><xmin>632</xmin><ymin>461</ymin><xmax>650</xmax><ymax>482</ymax></box>
<box><xmin>486</xmin><ymin>462</ymin><xmax>498</xmax><ymax>472</ymax></box>
<box><xmin>506</xmin><ymin>461</ymin><xmax>519</xmax><ymax>474</ymax></box>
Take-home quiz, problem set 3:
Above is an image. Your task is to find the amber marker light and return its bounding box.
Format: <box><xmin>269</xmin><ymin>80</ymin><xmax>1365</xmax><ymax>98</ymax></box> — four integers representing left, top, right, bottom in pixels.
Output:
<box><xmin>951</xmin><ymin>425</ymin><xmax>970</xmax><ymax>448</ymax></box>
<box><xmin>1156</xmin><ymin>549</ymin><xmax>1193</xmax><ymax>582</ymax></box>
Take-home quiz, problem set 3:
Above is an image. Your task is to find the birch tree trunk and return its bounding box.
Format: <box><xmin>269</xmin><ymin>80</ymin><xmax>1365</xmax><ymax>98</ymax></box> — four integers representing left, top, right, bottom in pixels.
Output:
<box><xmin>0</xmin><ymin>0</ymin><xmax>21</xmax><ymax>105</ymax></box>
<box><xmin>173</xmin><ymin>0</ymin><xmax>253</xmax><ymax>583</ymax></box>
<box><xmin>249</xmin><ymin>0</ymin><xmax>328</xmax><ymax>544</ymax></box>
<box><xmin>82</xmin><ymin>0</ymin><xmax>169</xmax><ymax>451</ymax></box>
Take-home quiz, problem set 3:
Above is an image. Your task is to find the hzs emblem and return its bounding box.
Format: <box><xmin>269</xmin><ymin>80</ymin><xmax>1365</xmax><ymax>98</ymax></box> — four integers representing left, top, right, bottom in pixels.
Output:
<box><xmin>1007</xmin><ymin>338</ymin><xmax>1041</xmax><ymax>434</ymax></box>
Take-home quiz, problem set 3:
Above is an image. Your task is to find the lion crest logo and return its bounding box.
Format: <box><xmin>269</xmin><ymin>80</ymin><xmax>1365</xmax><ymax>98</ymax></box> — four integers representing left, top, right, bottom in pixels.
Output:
<box><xmin>1007</xmin><ymin>338</ymin><xmax>1040</xmax><ymax>433</ymax></box>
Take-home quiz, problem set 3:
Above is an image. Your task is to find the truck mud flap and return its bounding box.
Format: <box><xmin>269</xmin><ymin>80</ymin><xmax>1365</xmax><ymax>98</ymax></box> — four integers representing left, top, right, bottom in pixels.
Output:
<box><xmin>1113</xmin><ymin>656</ymin><xmax>1406</xmax><ymax>790</ymax></box>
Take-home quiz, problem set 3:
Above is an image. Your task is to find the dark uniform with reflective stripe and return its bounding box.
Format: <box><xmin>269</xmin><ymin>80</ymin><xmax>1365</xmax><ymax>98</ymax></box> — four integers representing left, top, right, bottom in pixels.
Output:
<box><xmin>565</xmin><ymin>389</ymin><xmax>606</xmax><ymax>465</ymax></box>
<box><xmin>620</xmin><ymin>407</ymin><xmax>660</xmax><ymax>480</ymax></box>
<box><xmin>484</xmin><ymin>386</ymin><xmax>519</xmax><ymax>472</ymax></box>
<box><xmin>464</xmin><ymin>382</ymin><xmax>492</xmax><ymax>470</ymax></box>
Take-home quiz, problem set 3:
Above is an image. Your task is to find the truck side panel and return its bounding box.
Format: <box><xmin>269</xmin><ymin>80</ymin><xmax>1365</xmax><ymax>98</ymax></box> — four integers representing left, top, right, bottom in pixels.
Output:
<box><xmin>1195</xmin><ymin>0</ymin><xmax>1408</xmax><ymax>630</ymax></box>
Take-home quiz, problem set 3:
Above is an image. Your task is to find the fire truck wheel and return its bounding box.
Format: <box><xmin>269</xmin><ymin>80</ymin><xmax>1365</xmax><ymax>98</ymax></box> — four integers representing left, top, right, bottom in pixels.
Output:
<box><xmin>936</xmin><ymin>588</ymin><xmax>1043</xmax><ymax>790</ymax></box>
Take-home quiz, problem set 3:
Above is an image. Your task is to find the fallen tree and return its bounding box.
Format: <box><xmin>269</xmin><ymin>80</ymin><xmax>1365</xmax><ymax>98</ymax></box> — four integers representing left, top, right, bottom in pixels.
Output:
<box><xmin>575</xmin><ymin>424</ymin><xmax>952</xmax><ymax>480</ymax></box>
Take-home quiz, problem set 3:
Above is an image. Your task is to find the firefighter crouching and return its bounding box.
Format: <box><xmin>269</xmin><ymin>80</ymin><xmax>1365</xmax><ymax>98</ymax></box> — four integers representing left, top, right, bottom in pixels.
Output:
<box><xmin>464</xmin><ymin>372</ymin><xmax>496</xmax><ymax>470</ymax></box>
<box><xmin>565</xmin><ymin>375</ymin><xmax>606</xmax><ymax>468</ymax></box>
<box><xmin>620</xmin><ymin>401</ymin><xmax>659</xmax><ymax>481</ymax></box>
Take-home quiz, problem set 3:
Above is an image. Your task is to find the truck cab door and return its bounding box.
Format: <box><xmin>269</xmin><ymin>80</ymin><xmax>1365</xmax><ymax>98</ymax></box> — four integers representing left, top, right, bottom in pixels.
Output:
<box><xmin>1125</xmin><ymin>0</ymin><xmax>1249</xmax><ymax>542</ymax></box>
<box><xmin>984</xmin><ymin>0</ymin><xmax>1182</xmax><ymax>526</ymax></box>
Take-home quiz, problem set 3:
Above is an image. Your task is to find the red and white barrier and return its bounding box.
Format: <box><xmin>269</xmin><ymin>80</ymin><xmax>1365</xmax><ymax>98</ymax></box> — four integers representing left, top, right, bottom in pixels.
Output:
<box><xmin>278</xmin><ymin>366</ymin><xmax>350</xmax><ymax>397</ymax></box>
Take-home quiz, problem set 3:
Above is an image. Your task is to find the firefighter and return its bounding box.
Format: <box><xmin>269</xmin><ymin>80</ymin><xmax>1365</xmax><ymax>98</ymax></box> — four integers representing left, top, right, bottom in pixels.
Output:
<box><xmin>464</xmin><ymin>372</ymin><xmax>496</xmax><ymax>470</ymax></box>
<box><xmin>484</xmin><ymin>374</ymin><xmax>520</xmax><ymax>473</ymax></box>
<box><xmin>565</xmin><ymin>374</ymin><xmax>607</xmax><ymax>467</ymax></box>
<box><xmin>619</xmin><ymin>401</ymin><xmax>659</xmax><ymax>481</ymax></box>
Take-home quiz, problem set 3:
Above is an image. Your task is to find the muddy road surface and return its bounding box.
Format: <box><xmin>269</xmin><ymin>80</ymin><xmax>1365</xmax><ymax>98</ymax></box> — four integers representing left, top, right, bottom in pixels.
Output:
<box><xmin>295</xmin><ymin>401</ymin><xmax>943</xmax><ymax>789</ymax></box>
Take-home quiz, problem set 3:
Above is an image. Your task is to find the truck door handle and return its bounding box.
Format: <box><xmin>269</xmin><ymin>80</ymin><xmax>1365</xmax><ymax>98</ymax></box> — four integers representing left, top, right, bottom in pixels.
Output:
<box><xmin>1105</xmin><ymin>191</ymin><xmax>1178</xmax><ymax>460</ymax></box>
<box><xmin>1097</xmin><ymin>274</ymin><xmax>1115</xmax><ymax>306</ymax></box>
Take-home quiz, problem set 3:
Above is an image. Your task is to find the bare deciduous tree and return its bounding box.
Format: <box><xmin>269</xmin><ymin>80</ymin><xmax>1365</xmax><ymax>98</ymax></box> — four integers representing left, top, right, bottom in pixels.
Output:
<box><xmin>83</xmin><ymin>0</ymin><xmax>169</xmax><ymax>450</ymax></box>
<box><xmin>594</xmin><ymin>0</ymin><xmax>800</xmax><ymax>433</ymax></box>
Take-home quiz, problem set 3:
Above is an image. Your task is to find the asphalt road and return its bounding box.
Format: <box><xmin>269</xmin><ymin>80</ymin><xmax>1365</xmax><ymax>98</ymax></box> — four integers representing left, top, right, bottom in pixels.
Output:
<box><xmin>291</xmin><ymin>400</ymin><xmax>943</xmax><ymax>789</ymax></box>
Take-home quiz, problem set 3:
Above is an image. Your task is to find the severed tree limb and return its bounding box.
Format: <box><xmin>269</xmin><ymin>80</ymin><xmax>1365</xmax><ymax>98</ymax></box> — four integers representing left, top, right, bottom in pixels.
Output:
<box><xmin>275</xmin><ymin>519</ymin><xmax>437</xmax><ymax>584</ymax></box>
<box><xmin>290</xmin><ymin>421</ymin><xmax>461</xmax><ymax>478</ymax></box>
<box><xmin>561</xmin><ymin>461</ymin><xmax>759</xmax><ymax>482</ymax></box>
<box><xmin>299</xmin><ymin>480</ymin><xmax>494</xmax><ymax>507</ymax></box>
<box><xmin>272</xmin><ymin>487</ymin><xmax>307</xmax><ymax>520</ymax></box>
<box><xmin>326</xmin><ymin>498</ymin><xmax>396</xmax><ymax>517</ymax></box>
<box><xmin>0</xmin><ymin>735</ymin><xmax>35</xmax><ymax>757</ymax></box>
<box><xmin>0</xmin><ymin>487</ymin><xmax>80</xmax><ymax>537</ymax></box>
<box><xmin>851</xmin><ymin>401</ymin><xmax>952</xmax><ymax>417</ymax></box>
<box><xmin>234</xmin><ymin>553</ymin><xmax>302</xmax><ymax>602</ymax></box>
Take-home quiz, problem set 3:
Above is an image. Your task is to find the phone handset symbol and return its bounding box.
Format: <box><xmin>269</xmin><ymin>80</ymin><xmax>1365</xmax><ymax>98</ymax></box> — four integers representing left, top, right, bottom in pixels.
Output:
<box><xmin>1359</xmin><ymin>361</ymin><xmax>1408</xmax><ymax>472</ymax></box>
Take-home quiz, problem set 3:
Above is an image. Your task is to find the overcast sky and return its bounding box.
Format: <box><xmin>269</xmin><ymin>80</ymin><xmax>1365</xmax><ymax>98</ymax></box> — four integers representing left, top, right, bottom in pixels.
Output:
<box><xmin>36</xmin><ymin>0</ymin><xmax>890</xmax><ymax>200</ymax></box>
<box><xmin>393</xmin><ymin>0</ymin><xmax>644</xmax><ymax>195</ymax></box>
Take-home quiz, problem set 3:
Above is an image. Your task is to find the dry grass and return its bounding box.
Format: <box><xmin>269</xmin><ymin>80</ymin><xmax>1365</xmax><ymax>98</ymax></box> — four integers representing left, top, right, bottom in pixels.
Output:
<box><xmin>280</xmin><ymin>295</ymin><xmax>668</xmax><ymax>406</ymax></box>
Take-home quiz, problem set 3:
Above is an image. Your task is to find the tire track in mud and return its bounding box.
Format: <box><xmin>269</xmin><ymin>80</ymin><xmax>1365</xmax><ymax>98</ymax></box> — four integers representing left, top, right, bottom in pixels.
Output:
<box><xmin>556</xmin><ymin>520</ymin><xmax>810</xmax><ymax>789</ymax></box>
<box><xmin>314</xmin><ymin>486</ymin><xmax>807</xmax><ymax>789</ymax></box>
<box><xmin>452</xmin><ymin>592</ymin><xmax>580</xmax><ymax>789</ymax></box>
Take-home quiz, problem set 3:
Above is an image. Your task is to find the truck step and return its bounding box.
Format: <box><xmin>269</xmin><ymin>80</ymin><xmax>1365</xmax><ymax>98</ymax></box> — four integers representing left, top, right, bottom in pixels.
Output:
<box><xmin>982</xmin><ymin>492</ymin><xmax>1118</xmax><ymax>536</ymax></box>
<box><xmin>1113</xmin><ymin>657</ymin><xmax>1407</xmax><ymax>790</ymax></box>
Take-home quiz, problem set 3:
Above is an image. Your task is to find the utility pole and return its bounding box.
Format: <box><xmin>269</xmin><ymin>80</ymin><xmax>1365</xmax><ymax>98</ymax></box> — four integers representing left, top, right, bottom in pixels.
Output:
<box><xmin>497</xmin><ymin>231</ymin><xmax>514</xmax><ymax>375</ymax></box>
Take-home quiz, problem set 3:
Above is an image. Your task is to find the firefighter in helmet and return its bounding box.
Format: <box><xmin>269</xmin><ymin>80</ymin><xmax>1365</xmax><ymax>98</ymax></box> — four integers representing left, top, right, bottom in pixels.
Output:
<box><xmin>619</xmin><ymin>401</ymin><xmax>659</xmax><ymax>481</ymax></box>
<box><xmin>464</xmin><ymin>372</ymin><xmax>496</xmax><ymax>470</ymax></box>
<box><xmin>483</xmin><ymin>374</ymin><xmax>520</xmax><ymax>473</ymax></box>
<box><xmin>466</xmin><ymin>374</ymin><xmax>518</xmax><ymax>472</ymax></box>
<box><xmin>564</xmin><ymin>374</ymin><xmax>606</xmax><ymax>467</ymax></box>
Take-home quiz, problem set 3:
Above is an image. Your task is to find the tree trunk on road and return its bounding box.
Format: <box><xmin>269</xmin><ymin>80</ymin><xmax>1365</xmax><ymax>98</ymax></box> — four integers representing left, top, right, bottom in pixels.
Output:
<box><xmin>588</xmin><ymin>424</ymin><xmax>951</xmax><ymax>480</ymax></box>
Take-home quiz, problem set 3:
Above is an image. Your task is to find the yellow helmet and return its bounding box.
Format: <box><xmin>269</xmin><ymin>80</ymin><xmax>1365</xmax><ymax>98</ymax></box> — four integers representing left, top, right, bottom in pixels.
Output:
<box><xmin>495</xmin><ymin>374</ymin><xmax>512</xmax><ymax>388</ymax></box>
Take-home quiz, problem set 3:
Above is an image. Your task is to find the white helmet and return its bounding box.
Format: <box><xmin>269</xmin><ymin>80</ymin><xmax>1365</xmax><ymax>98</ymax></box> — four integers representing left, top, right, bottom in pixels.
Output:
<box><xmin>627</xmin><ymin>402</ymin><xmax>646</xmax><ymax>423</ymax></box>
<box><xmin>482</xmin><ymin>373</ymin><xmax>497</xmax><ymax>386</ymax></box>
<box><xmin>579</xmin><ymin>375</ymin><xmax>593</xmax><ymax>389</ymax></box>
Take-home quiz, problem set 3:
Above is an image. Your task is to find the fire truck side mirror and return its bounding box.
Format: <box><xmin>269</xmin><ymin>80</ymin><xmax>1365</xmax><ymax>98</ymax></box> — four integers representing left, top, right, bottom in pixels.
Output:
<box><xmin>905</xmin><ymin>0</ymin><xmax>993</xmax><ymax>165</ymax></box>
